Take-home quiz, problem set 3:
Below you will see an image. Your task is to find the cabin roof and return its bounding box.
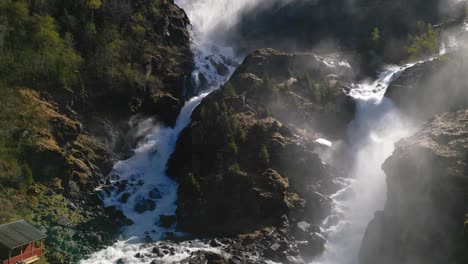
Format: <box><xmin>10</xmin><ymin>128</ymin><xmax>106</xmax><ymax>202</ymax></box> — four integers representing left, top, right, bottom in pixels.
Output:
<box><xmin>0</xmin><ymin>220</ymin><xmax>46</xmax><ymax>249</ymax></box>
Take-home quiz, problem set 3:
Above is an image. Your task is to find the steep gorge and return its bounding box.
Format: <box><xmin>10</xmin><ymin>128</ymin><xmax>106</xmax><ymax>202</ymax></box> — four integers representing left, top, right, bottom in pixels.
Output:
<box><xmin>1</xmin><ymin>0</ymin><xmax>467</xmax><ymax>264</ymax></box>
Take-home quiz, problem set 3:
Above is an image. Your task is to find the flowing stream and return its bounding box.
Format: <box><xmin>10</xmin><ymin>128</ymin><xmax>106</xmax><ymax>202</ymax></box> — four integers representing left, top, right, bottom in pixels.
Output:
<box><xmin>80</xmin><ymin>1</ymin><xmax>248</xmax><ymax>263</ymax></box>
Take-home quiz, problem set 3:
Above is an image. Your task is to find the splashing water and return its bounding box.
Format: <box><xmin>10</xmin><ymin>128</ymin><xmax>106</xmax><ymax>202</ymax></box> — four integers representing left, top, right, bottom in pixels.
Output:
<box><xmin>176</xmin><ymin>0</ymin><xmax>257</xmax><ymax>41</ymax></box>
<box><xmin>102</xmin><ymin>92</ymin><xmax>213</xmax><ymax>240</ymax></box>
<box><xmin>80</xmin><ymin>1</ymin><xmax>246</xmax><ymax>263</ymax></box>
<box><xmin>312</xmin><ymin>65</ymin><xmax>417</xmax><ymax>264</ymax></box>
<box><xmin>81</xmin><ymin>91</ymin><xmax>217</xmax><ymax>264</ymax></box>
<box><xmin>347</xmin><ymin>63</ymin><xmax>417</xmax><ymax>102</ymax></box>
<box><xmin>312</xmin><ymin>21</ymin><xmax>468</xmax><ymax>263</ymax></box>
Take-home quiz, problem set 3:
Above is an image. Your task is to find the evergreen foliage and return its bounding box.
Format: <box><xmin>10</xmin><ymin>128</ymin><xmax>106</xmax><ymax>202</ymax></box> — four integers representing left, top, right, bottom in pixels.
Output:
<box><xmin>406</xmin><ymin>21</ymin><xmax>440</xmax><ymax>60</ymax></box>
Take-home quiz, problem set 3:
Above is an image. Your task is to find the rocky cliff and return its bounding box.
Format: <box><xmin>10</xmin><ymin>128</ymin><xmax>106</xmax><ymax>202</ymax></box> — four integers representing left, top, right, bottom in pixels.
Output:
<box><xmin>231</xmin><ymin>0</ymin><xmax>467</xmax><ymax>69</ymax></box>
<box><xmin>166</xmin><ymin>49</ymin><xmax>355</xmax><ymax>260</ymax></box>
<box><xmin>360</xmin><ymin>109</ymin><xmax>468</xmax><ymax>264</ymax></box>
<box><xmin>385</xmin><ymin>51</ymin><xmax>468</xmax><ymax>121</ymax></box>
<box><xmin>0</xmin><ymin>0</ymin><xmax>193</xmax><ymax>263</ymax></box>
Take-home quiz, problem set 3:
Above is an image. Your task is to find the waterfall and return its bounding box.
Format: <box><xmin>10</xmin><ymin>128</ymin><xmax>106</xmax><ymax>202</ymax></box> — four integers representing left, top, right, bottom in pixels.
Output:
<box><xmin>311</xmin><ymin>65</ymin><xmax>418</xmax><ymax>264</ymax></box>
<box><xmin>79</xmin><ymin>1</ymin><xmax>466</xmax><ymax>263</ymax></box>
<box><xmin>80</xmin><ymin>1</ymin><xmax>247</xmax><ymax>263</ymax></box>
<box><xmin>310</xmin><ymin>20</ymin><xmax>468</xmax><ymax>263</ymax></box>
<box><xmin>80</xmin><ymin>92</ymin><xmax>217</xmax><ymax>264</ymax></box>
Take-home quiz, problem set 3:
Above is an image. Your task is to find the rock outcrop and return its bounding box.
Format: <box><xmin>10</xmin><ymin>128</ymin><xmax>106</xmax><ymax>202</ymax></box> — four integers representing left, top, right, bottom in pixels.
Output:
<box><xmin>230</xmin><ymin>48</ymin><xmax>356</xmax><ymax>138</ymax></box>
<box><xmin>360</xmin><ymin>109</ymin><xmax>468</xmax><ymax>264</ymax></box>
<box><xmin>168</xmin><ymin>49</ymin><xmax>352</xmax><ymax>243</ymax></box>
<box><xmin>385</xmin><ymin>52</ymin><xmax>468</xmax><ymax>121</ymax></box>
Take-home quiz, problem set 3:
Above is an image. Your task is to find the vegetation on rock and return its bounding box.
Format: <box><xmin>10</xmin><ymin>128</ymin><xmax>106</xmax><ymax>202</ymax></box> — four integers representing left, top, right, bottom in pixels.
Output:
<box><xmin>0</xmin><ymin>0</ymin><xmax>193</xmax><ymax>262</ymax></box>
<box><xmin>406</xmin><ymin>21</ymin><xmax>440</xmax><ymax>60</ymax></box>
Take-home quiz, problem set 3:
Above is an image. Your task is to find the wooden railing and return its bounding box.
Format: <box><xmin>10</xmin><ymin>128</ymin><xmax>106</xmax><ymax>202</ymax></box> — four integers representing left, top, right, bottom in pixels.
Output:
<box><xmin>2</xmin><ymin>248</ymin><xmax>42</xmax><ymax>264</ymax></box>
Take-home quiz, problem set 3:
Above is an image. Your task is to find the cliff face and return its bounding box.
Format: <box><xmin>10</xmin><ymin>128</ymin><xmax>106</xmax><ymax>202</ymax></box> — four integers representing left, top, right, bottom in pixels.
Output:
<box><xmin>385</xmin><ymin>52</ymin><xmax>468</xmax><ymax>122</ymax></box>
<box><xmin>231</xmin><ymin>0</ymin><xmax>466</xmax><ymax>66</ymax></box>
<box><xmin>360</xmin><ymin>109</ymin><xmax>468</xmax><ymax>264</ymax></box>
<box><xmin>0</xmin><ymin>0</ymin><xmax>193</xmax><ymax>263</ymax></box>
<box><xmin>168</xmin><ymin>49</ymin><xmax>355</xmax><ymax>238</ymax></box>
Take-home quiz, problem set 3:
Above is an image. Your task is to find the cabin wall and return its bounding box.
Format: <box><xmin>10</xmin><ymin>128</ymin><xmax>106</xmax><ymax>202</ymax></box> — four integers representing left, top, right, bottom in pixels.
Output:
<box><xmin>1</xmin><ymin>241</ymin><xmax>43</xmax><ymax>264</ymax></box>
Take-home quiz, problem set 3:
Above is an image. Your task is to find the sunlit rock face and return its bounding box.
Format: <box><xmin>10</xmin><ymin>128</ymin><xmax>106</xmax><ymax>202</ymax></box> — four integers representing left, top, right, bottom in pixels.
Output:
<box><xmin>385</xmin><ymin>52</ymin><xmax>468</xmax><ymax>122</ymax></box>
<box><xmin>360</xmin><ymin>109</ymin><xmax>468</xmax><ymax>264</ymax></box>
<box><xmin>167</xmin><ymin>48</ymin><xmax>355</xmax><ymax>236</ymax></box>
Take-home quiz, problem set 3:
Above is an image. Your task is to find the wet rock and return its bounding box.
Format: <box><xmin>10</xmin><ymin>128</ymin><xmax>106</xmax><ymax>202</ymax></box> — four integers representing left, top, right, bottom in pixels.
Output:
<box><xmin>104</xmin><ymin>206</ymin><xmax>133</xmax><ymax>226</ymax></box>
<box><xmin>134</xmin><ymin>199</ymin><xmax>156</xmax><ymax>214</ymax></box>
<box><xmin>292</xmin><ymin>221</ymin><xmax>311</xmax><ymax>240</ymax></box>
<box><xmin>210</xmin><ymin>239</ymin><xmax>223</xmax><ymax>247</ymax></box>
<box><xmin>119</xmin><ymin>192</ymin><xmax>131</xmax><ymax>203</ymax></box>
<box><xmin>184</xmin><ymin>251</ymin><xmax>228</xmax><ymax>264</ymax></box>
<box><xmin>116</xmin><ymin>258</ymin><xmax>129</xmax><ymax>264</ymax></box>
<box><xmin>298</xmin><ymin>232</ymin><xmax>326</xmax><ymax>257</ymax></box>
<box><xmin>158</xmin><ymin>215</ymin><xmax>176</xmax><ymax>228</ymax></box>
<box><xmin>116</xmin><ymin>182</ymin><xmax>127</xmax><ymax>194</ymax></box>
<box><xmin>214</xmin><ymin>62</ymin><xmax>230</xmax><ymax>76</ymax></box>
<box><xmin>152</xmin><ymin>247</ymin><xmax>165</xmax><ymax>258</ymax></box>
<box><xmin>140</xmin><ymin>92</ymin><xmax>183</xmax><ymax>127</ymax></box>
<box><xmin>149</xmin><ymin>188</ymin><xmax>162</xmax><ymax>199</ymax></box>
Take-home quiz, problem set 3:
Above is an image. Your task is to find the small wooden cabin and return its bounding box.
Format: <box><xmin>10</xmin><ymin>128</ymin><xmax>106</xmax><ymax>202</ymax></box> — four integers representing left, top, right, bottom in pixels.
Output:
<box><xmin>0</xmin><ymin>220</ymin><xmax>46</xmax><ymax>264</ymax></box>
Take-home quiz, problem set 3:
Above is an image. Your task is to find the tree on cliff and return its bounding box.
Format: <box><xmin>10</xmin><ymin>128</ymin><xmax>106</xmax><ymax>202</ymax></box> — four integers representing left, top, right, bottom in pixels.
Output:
<box><xmin>406</xmin><ymin>21</ymin><xmax>440</xmax><ymax>60</ymax></box>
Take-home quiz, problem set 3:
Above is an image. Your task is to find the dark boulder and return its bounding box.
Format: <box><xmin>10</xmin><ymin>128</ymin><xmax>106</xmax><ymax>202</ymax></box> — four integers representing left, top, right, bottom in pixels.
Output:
<box><xmin>298</xmin><ymin>232</ymin><xmax>326</xmax><ymax>257</ymax></box>
<box><xmin>182</xmin><ymin>251</ymin><xmax>229</xmax><ymax>264</ymax></box>
<box><xmin>159</xmin><ymin>215</ymin><xmax>177</xmax><ymax>228</ymax></box>
<box><xmin>140</xmin><ymin>92</ymin><xmax>183</xmax><ymax>127</ymax></box>
<box><xmin>134</xmin><ymin>199</ymin><xmax>156</xmax><ymax>214</ymax></box>
<box><xmin>104</xmin><ymin>206</ymin><xmax>133</xmax><ymax>226</ymax></box>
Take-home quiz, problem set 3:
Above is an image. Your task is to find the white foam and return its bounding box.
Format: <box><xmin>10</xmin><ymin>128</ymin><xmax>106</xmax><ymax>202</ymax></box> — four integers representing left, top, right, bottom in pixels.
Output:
<box><xmin>311</xmin><ymin>64</ymin><xmax>419</xmax><ymax>264</ymax></box>
<box><xmin>315</xmin><ymin>138</ymin><xmax>333</xmax><ymax>147</ymax></box>
<box><xmin>81</xmin><ymin>0</ymin><xmax>243</xmax><ymax>262</ymax></box>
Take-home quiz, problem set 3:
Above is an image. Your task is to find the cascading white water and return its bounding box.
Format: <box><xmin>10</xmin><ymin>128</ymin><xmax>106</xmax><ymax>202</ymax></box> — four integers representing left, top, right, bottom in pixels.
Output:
<box><xmin>311</xmin><ymin>66</ymin><xmax>418</xmax><ymax>264</ymax></box>
<box><xmin>312</xmin><ymin>21</ymin><xmax>468</xmax><ymax>264</ymax></box>
<box><xmin>80</xmin><ymin>91</ymin><xmax>220</xmax><ymax>264</ymax></box>
<box><xmin>80</xmin><ymin>1</ymin><xmax>254</xmax><ymax>263</ymax></box>
<box><xmin>80</xmin><ymin>1</ymin><xmax>467</xmax><ymax>263</ymax></box>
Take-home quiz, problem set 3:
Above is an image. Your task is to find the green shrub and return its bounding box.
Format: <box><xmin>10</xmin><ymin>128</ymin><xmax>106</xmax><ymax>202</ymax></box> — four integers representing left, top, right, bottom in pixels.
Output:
<box><xmin>227</xmin><ymin>163</ymin><xmax>242</xmax><ymax>175</ymax></box>
<box><xmin>83</xmin><ymin>0</ymin><xmax>102</xmax><ymax>10</ymax></box>
<box><xmin>222</xmin><ymin>81</ymin><xmax>236</xmax><ymax>97</ymax></box>
<box><xmin>261</xmin><ymin>75</ymin><xmax>278</xmax><ymax>99</ymax></box>
<box><xmin>187</xmin><ymin>173</ymin><xmax>201</xmax><ymax>193</ymax></box>
<box><xmin>258</xmin><ymin>144</ymin><xmax>270</xmax><ymax>168</ymax></box>
<box><xmin>406</xmin><ymin>21</ymin><xmax>440</xmax><ymax>60</ymax></box>
<box><xmin>227</xmin><ymin>140</ymin><xmax>239</xmax><ymax>156</ymax></box>
<box><xmin>372</xmin><ymin>27</ymin><xmax>381</xmax><ymax>42</ymax></box>
<box><xmin>304</xmin><ymin>73</ymin><xmax>321</xmax><ymax>103</ymax></box>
